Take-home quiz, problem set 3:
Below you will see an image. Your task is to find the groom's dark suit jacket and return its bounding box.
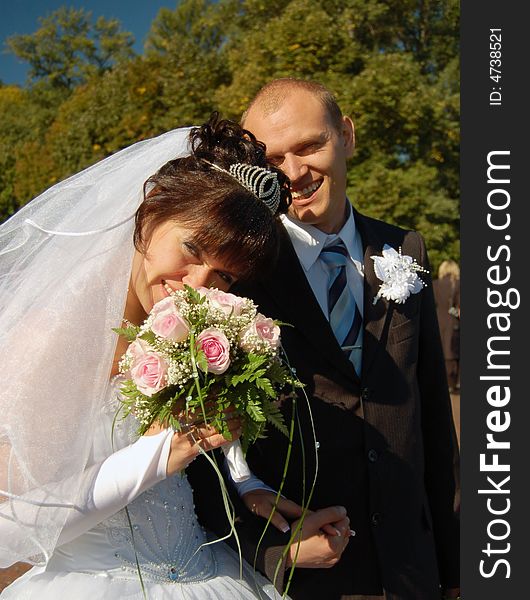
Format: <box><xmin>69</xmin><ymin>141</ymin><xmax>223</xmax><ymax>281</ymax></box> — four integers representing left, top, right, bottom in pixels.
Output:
<box><xmin>189</xmin><ymin>210</ymin><xmax>460</xmax><ymax>600</ymax></box>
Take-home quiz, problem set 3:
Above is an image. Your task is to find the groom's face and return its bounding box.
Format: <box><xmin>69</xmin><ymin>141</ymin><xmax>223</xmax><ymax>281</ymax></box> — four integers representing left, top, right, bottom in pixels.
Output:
<box><xmin>243</xmin><ymin>89</ymin><xmax>354</xmax><ymax>234</ymax></box>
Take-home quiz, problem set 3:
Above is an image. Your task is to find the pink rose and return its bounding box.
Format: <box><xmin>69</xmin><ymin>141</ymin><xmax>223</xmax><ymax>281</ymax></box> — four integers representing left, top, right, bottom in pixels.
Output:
<box><xmin>128</xmin><ymin>339</ymin><xmax>168</xmax><ymax>397</ymax></box>
<box><xmin>196</xmin><ymin>327</ymin><xmax>231</xmax><ymax>374</ymax></box>
<box><xmin>150</xmin><ymin>297</ymin><xmax>189</xmax><ymax>341</ymax></box>
<box><xmin>255</xmin><ymin>314</ymin><xmax>281</xmax><ymax>349</ymax></box>
<box><xmin>206</xmin><ymin>289</ymin><xmax>246</xmax><ymax>316</ymax></box>
<box><xmin>240</xmin><ymin>313</ymin><xmax>281</xmax><ymax>352</ymax></box>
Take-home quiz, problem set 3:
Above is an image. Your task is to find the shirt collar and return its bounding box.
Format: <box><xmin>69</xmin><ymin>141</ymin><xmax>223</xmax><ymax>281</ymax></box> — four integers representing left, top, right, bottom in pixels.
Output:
<box><xmin>281</xmin><ymin>201</ymin><xmax>359</xmax><ymax>271</ymax></box>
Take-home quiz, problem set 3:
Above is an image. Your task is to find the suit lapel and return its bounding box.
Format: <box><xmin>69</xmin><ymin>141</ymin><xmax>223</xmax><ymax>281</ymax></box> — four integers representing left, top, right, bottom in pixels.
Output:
<box><xmin>355</xmin><ymin>212</ymin><xmax>394</xmax><ymax>379</ymax></box>
<box><xmin>264</xmin><ymin>229</ymin><xmax>359</xmax><ymax>383</ymax></box>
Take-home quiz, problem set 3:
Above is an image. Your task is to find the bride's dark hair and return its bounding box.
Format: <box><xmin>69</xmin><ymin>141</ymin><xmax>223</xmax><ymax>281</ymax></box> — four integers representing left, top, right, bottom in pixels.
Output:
<box><xmin>134</xmin><ymin>113</ymin><xmax>291</xmax><ymax>280</ymax></box>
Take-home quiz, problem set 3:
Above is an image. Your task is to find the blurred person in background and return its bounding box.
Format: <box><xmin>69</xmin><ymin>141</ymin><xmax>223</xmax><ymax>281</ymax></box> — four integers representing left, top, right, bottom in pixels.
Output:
<box><xmin>433</xmin><ymin>260</ymin><xmax>460</xmax><ymax>393</ymax></box>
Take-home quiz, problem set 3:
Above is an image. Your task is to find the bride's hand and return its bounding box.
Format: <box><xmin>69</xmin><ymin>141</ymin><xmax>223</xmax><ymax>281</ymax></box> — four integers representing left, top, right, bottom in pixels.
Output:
<box><xmin>242</xmin><ymin>489</ymin><xmax>304</xmax><ymax>533</ymax></box>
<box><xmin>242</xmin><ymin>489</ymin><xmax>344</xmax><ymax>537</ymax></box>
<box><xmin>146</xmin><ymin>418</ymin><xmax>242</xmax><ymax>476</ymax></box>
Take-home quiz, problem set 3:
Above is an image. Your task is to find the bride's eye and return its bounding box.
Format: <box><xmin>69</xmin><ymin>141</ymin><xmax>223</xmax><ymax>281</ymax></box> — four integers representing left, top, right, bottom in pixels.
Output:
<box><xmin>217</xmin><ymin>271</ymin><xmax>234</xmax><ymax>286</ymax></box>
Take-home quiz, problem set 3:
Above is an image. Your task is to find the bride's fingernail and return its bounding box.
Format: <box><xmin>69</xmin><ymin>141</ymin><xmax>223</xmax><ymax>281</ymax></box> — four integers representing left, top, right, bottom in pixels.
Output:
<box><xmin>281</xmin><ymin>524</ymin><xmax>290</xmax><ymax>533</ymax></box>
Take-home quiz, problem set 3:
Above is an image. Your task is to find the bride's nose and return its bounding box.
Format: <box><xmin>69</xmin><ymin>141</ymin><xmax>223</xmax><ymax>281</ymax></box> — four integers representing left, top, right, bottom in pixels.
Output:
<box><xmin>183</xmin><ymin>265</ymin><xmax>215</xmax><ymax>289</ymax></box>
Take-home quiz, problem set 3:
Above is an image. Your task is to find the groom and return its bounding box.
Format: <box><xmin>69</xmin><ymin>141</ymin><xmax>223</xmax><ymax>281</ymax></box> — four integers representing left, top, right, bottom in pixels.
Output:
<box><xmin>192</xmin><ymin>79</ymin><xmax>460</xmax><ymax>600</ymax></box>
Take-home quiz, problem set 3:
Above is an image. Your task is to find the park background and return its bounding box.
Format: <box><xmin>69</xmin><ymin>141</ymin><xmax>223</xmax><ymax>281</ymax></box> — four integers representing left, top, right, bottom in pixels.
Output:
<box><xmin>0</xmin><ymin>0</ymin><xmax>460</xmax><ymax>590</ymax></box>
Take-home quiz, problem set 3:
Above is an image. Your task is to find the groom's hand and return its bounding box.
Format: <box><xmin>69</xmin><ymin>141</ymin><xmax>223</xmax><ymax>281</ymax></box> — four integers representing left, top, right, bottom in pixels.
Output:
<box><xmin>286</xmin><ymin>506</ymin><xmax>351</xmax><ymax>569</ymax></box>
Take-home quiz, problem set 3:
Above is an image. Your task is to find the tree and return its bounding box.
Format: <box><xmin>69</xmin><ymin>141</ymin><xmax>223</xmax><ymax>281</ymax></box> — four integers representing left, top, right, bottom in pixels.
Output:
<box><xmin>6</xmin><ymin>7</ymin><xmax>134</xmax><ymax>90</ymax></box>
<box><xmin>0</xmin><ymin>82</ymin><xmax>67</xmax><ymax>220</ymax></box>
<box><xmin>144</xmin><ymin>0</ymin><xmax>231</xmax><ymax>127</ymax></box>
<box><xmin>0</xmin><ymin>85</ymin><xmax>28</xmax><ymax>219</ymax></box>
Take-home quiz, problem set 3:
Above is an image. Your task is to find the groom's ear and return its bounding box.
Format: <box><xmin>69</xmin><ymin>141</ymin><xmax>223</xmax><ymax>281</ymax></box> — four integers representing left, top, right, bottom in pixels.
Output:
<box><xmin>342</xmin><ymin>116</ymin><xmax>355</xmax><ymax>158</ymax></box>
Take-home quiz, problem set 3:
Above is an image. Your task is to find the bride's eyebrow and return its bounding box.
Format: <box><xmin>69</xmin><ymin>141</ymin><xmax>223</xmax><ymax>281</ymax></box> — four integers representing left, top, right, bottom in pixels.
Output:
<box><xmin>182</xmin><ymin>239</ymin><xmax>199</xmax><ymax>254</ymax></box>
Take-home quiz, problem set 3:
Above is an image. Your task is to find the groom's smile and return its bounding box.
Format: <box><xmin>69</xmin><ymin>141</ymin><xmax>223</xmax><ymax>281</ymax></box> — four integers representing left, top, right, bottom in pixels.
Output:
<box><xmin>291</xmin><ymin>179</ymin><xmax>323</xmax><ymax>203</ymax></box>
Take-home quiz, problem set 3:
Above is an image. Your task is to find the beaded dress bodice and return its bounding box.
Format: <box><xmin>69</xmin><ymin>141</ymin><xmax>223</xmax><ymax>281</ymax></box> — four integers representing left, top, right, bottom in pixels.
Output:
<box><xmin>103</xmin><ymin>473</ymin><xmax>217</xmax><ymax>584</ymax></box>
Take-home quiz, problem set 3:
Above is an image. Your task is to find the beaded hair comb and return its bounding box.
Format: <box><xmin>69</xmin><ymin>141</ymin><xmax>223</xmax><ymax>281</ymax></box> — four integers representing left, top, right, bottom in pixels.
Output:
<box><xmin>203</xmin><ymin>160</ymin><xmax>281</xmax><ymax>214</ymax></box>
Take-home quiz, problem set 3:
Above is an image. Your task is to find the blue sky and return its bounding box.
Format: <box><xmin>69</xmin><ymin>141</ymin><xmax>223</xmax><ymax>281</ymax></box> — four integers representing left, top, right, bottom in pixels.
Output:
<box><xmin>1</xmin><ymin>0</ymin><xmax>175</xmax><ymax>85</ymax></box>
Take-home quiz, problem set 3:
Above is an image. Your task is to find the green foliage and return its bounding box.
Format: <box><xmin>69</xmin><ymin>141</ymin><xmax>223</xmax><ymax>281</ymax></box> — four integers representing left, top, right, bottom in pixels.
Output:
<box><xmin>113</xmin><ymin>325</ymin><xmax>141</xmax><ymax>342</ymax></box>
<box><xmin>219</xmin><ymin>351</ymin><xmax>294</xmax><ymax>451</ymax></box>
<box><xmin>0</xmin><ymin>85</ymin><xmax>27</xmax><ymax>218</ymax></box>
<box><xmin>2</xmin><ymin>0</ymin><xmax>460</xmax><ymax>271</ymax></box>
<box><xmin>144</xmin><ymin>0</ymin><xmax>231</xmax><ymax>127</ymax></box>
<box><xmin>7</xmin><ymin>7</ymin><xmax>134</xmax><ymax>90</ymax></box>
<box><xmin>349</xmin><ymin>156</ymin><xmax>459</xmax><ymax>269</ymax></box>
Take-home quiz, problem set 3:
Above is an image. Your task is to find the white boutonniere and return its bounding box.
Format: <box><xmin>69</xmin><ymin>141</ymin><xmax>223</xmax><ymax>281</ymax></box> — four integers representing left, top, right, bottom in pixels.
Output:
<box><xmin>371</xmin><ymin>245</ymin><xmax>428</xmax><ymax>305</ymax></box>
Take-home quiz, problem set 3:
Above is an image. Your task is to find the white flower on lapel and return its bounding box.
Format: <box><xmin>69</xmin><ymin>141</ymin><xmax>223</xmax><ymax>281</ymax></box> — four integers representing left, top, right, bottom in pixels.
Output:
<box><xmin>371</xmin><ymin>245</ymin><xmax>427</xmax><ymax>305</ymax></box>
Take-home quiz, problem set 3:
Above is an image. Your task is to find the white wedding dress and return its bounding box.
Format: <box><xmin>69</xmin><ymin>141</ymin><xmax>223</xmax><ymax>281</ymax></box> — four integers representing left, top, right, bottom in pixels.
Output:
<box><xmin>1</xmin><ymin>378</ymin><xmax>280</xmax><ymax>600</ymax></box>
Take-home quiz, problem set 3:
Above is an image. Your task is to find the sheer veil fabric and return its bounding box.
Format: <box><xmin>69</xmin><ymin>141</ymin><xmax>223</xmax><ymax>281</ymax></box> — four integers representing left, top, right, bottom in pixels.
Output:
<box><xmin>0</xmin><ymin>127</ymin><xmax>193</xmax><ymax>567</ymax></box>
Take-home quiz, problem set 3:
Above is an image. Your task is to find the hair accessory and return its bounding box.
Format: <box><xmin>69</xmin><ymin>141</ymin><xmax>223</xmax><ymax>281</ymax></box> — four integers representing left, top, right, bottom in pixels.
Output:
<box><xmin>204</xmin><ymin>160</ymin><xmax>281</xmax><ymax>214</ymax></box>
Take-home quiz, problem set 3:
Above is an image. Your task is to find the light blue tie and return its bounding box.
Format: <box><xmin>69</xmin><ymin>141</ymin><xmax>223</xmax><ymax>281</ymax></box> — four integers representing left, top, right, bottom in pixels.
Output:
<box><xmin>320</xmin><ymin>241</ymin><xmax>362</xmax><ymax>375</ymax></box>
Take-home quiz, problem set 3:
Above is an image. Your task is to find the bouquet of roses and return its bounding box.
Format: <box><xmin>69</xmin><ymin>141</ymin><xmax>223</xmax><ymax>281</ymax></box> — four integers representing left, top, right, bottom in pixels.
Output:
<box><xmin>114</xmin><ymin>285</ymin><xmax>298</xmax><ymax>482</ymax></box>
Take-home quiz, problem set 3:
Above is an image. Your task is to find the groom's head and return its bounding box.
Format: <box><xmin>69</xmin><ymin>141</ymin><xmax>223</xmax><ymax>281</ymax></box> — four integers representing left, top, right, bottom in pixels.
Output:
<box><xmin>242</xmin><ymin>79</ymin><xmax>355</xmax><ymax>234</ymax></box>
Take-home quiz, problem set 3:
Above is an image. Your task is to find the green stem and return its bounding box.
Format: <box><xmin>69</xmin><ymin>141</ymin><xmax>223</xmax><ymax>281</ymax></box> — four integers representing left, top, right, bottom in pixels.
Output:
<box><xmin>271</xmin><ymin>355</ymin><xmax>319</xmax><ymax>599</ymax></box>
<box><xmin>252</xmin><ymin>391</ymin><xmax>297</xmax><ymax>598</ymax></box>
<box><xmin>188</xmin><ymin>327</ymin><xmax>244</xmax><ymax>579</ymax></box>
<box><xmin>188</xmin><ymin>329</ymin><xmax>209</xmax><ymax>424</ymax></box>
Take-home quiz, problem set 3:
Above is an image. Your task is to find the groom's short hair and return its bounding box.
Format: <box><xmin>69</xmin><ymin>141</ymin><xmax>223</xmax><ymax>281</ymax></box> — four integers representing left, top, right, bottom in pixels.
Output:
<box><xmin>241</xmin><ymin>78</ymin><xmax>344</xmax><ymax>131</ymax></box>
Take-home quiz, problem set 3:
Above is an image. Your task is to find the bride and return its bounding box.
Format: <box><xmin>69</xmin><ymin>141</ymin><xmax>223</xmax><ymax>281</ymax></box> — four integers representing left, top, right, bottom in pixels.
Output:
<box><xmin>0</xmin><ymin>115</ymin><xmax>292</xmax><ymax>598</ymax></box>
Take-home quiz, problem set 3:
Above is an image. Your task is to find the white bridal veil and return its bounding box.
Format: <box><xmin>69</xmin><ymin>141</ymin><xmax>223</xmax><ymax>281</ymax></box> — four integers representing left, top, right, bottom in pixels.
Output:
<box><xmin>0</xmin><ymin>127</ymin><xmax>193</xmax><ymax>566</ymax></box>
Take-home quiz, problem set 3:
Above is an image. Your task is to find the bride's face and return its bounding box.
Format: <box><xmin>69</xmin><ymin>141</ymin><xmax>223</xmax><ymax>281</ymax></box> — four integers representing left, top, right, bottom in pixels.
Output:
<box><xmin>127</xmin><ymin>221</ymin><xmax>238</xmax><ymax>322</ymax></box>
